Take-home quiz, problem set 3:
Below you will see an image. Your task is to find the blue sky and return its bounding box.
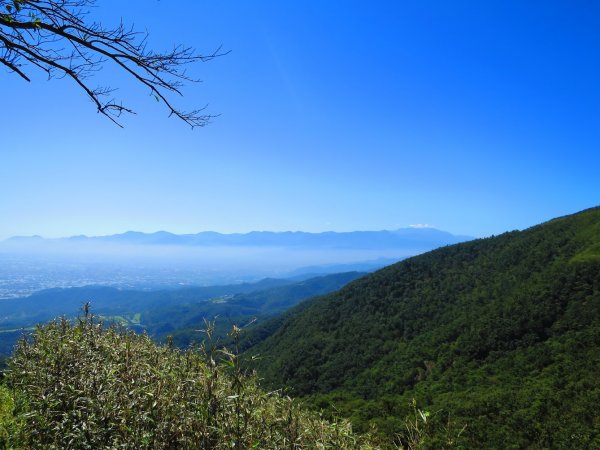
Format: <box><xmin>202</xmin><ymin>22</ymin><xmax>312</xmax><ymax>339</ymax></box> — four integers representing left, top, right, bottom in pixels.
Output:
<box><xmin>1</xmin><ymin>0</ymin><xmax>599</xmax><ymax>239</ymax></box>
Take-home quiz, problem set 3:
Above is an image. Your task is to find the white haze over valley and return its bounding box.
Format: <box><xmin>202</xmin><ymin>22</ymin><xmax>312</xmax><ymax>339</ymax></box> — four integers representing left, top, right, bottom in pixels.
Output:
<box><xmin>0</xmin><ymin>228</ymin><xmax>471</xmax><ymax>299</ymax></box>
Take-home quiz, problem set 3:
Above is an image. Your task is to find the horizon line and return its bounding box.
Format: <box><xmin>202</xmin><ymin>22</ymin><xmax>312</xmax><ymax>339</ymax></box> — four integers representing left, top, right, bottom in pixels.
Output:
<box><xmin>1</xmin><ymin>225</ymin><xmax>468</xmax><ymax>242</ymax></box>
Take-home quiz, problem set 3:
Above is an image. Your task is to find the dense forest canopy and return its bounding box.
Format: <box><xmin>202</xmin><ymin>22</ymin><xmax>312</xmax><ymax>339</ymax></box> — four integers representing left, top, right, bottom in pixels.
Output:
<box><xmin>245</xmin><ymin>206</ymin><xmax>600</xmax><ymax>447</ymax></box>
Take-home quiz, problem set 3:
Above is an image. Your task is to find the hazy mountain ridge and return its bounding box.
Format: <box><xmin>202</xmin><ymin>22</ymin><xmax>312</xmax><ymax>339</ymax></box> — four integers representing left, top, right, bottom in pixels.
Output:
<box><xmin>0</xmin><ymin>228</ymin><xmax>471</xmax><ymax>298</ymax></box>
<box><xmin>5</xmin><ymin>227</ymin><xmax>473</xmax><ymax>249</ymax></box>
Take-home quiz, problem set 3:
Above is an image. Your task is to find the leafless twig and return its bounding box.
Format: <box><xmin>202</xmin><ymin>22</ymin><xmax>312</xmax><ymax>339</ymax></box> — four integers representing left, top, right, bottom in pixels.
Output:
<box><xmin>0</xmin><ymin>0</ymin><xmax>223</xmax><ymax>127</ymax></box>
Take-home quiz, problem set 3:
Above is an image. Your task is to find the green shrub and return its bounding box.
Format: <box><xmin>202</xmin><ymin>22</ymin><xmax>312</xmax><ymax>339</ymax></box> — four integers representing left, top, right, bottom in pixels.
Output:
<box><xmin>5</xmin><ymin>309</ymin><xmax>380</xmax><ymax>449</ymax></box>
<box><xmin>0</xmin><ymin>382</ymin><xmax>25</xmax><ymax>449</ymax></box>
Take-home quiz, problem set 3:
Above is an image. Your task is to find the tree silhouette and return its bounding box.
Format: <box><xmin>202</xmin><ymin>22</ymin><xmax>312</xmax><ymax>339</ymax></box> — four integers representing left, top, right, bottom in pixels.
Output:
<box><xmin>0</xmin><ymin>0</ymin><xmax>221</xmax><ymax>127</ymax></box>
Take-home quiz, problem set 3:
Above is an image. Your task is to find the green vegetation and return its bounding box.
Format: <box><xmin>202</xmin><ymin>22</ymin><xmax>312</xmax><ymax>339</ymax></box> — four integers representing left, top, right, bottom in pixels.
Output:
<box><xmin>1</xmin><ymin>309</ymin><xmax>383</xmax><ymax>449</ymax></box>
<box><xmin>145</xmin><ymin>272</ymin><xmax>366</xmax><ymax>348</ymax></box>
<box><xmin>0</xmin><ymin>383</ymin><xmax>24</xmax><ymax>447</ymax></box>
<box><xmin>245</xmin><ymin>207</ymin><xmax>600</xmax><ymax>448</ymax></box>
<box><xmin>0</xmin><ymin>272</ymin><xmax>364</xmax><ymax>357</ymax></box>
<box><xmin>4</xmin><ymin>207</ymin><xmax>599</xmax><ymax>447</ymax></box>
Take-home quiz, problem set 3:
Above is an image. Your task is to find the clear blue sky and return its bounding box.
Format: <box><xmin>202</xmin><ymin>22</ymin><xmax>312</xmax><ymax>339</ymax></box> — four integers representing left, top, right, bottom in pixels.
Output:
<box><xmin>1</xmin><ymin>0</ymin><xmax>599</xmax><ymax>239</ymax></box>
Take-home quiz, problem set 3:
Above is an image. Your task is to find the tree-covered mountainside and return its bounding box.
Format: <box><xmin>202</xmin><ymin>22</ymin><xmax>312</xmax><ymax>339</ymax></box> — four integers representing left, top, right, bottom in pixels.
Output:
<box><xmin>245</xmin><ymin>207</ymin><xmax>600</xmax><ymax>448</ymax></box>
<box><xmin>142</xmin><ymin>271</ymin><xmax>366</xmax><ymax>347</ymax></box>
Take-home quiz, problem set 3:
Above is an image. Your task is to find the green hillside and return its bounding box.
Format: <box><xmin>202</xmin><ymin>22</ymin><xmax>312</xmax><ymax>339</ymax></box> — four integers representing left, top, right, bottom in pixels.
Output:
<box><xmin>245</xmin><ymin>207</ymin><xmax>600</xmax><ymax>448</ymax></box>
<box><xmin>0</xmin><ymin>272</ymin><xmax>364</xmax><ymax>356</ymax></box>
<box><xmin>143</xmin><ymin>271</ymin><xmax>366</xmax><ymax>347</ymax></box>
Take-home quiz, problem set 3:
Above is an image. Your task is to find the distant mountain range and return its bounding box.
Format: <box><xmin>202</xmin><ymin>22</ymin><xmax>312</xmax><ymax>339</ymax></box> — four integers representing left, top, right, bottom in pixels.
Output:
<box><xmin>0</xmin><ymin>228</ymin><xmax>474</xmax><ymax>297</ymax></box>
<box><xmin>5</xmin><ymin>228</ymin><xmax>473</xmax><ymax>250</ymax></box>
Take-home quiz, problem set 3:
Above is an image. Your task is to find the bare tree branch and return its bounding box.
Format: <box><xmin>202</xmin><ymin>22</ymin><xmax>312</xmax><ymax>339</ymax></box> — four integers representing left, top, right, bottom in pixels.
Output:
<box><xmin>0</xmin><ymin>0</ymin><xmax>223</xmax><ymax>127</ymax></box>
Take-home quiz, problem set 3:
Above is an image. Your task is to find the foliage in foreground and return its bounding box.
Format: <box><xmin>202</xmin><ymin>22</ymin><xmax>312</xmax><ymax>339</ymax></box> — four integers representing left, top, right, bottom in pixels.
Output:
<box><xmin>0</xmin><ymin>382</ymin><xmax>24</xmax><ymax>448</ymax></box>
<box><xmin>2</xmin><ymin>310</ymin><xmax>382</xmax><ymax>449</ymax></box>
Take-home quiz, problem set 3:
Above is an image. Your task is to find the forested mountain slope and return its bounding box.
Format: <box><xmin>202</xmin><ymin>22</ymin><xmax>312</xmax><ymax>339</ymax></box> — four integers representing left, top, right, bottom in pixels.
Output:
<box><xmin>246</xmin><ymin>207</ymin><xmax>600</xmax><ymax>448</ymax></box>
<box><xmin>142</xmin><ymin>271</ymin><xmax>366</xmax><ymax>347</ymax></box>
